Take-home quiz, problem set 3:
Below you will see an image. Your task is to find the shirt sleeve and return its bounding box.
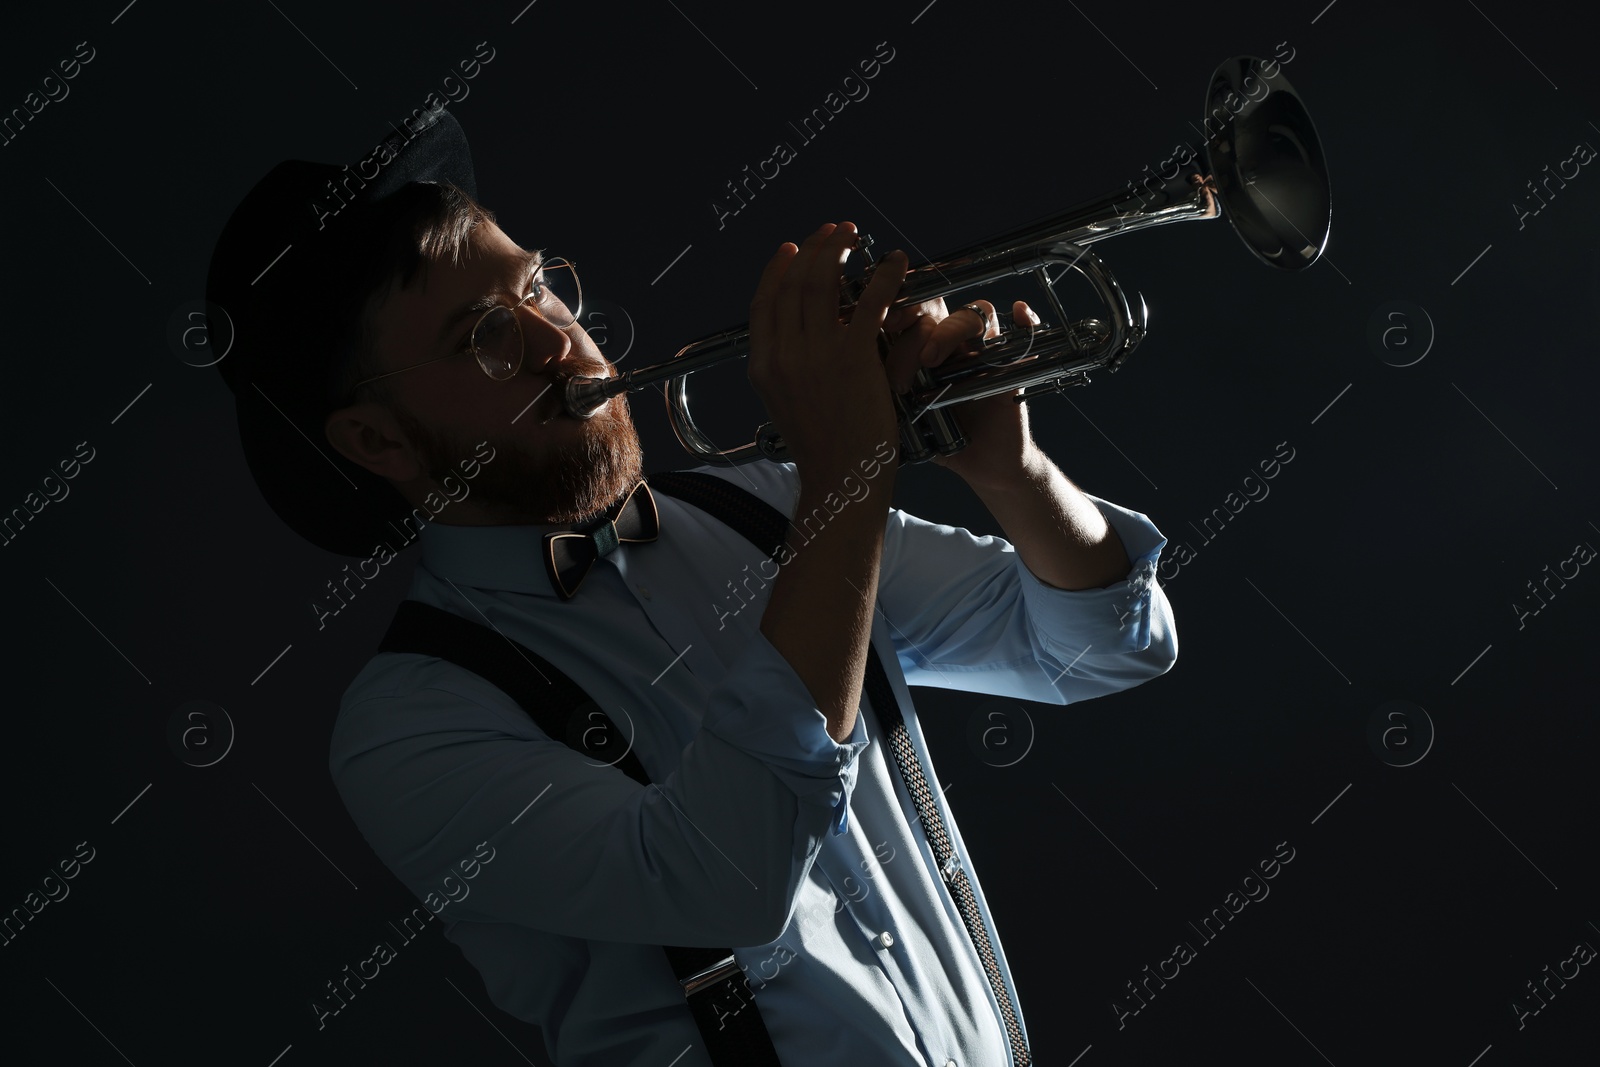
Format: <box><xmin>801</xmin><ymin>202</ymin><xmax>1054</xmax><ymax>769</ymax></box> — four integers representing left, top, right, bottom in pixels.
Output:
<box><xmin>329</xmin><ymin>624</ymin><xmax>869</xmax><ymax>952</ymax></box>
<box><xmin>875</xmin><ymin>490</ymin><xmax>1178</xmax><ymax>704</ymax></box>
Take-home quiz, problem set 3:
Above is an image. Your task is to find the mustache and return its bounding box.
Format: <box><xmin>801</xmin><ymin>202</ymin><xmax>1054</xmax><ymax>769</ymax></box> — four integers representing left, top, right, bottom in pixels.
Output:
<box><xmin>550</xmin><ymin>361</ymin><xmax>613</xmax><ymax>386</ymax></box>
<box><xmin>539</xmin><ymin>363</ymin><xmax>620</xmax><ymax>425</ymax></box>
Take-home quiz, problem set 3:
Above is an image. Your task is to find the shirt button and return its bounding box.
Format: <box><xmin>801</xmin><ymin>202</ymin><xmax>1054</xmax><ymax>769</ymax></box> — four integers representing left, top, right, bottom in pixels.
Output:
<box><xmin>637</xmin><ymin>584</ymin><xmax>652</xmax><ymax>600</ymax></box>
<box><xmin>872</xmin><ymin>930</ymin><xmax>894</xmax><ymax>949</ymax></box>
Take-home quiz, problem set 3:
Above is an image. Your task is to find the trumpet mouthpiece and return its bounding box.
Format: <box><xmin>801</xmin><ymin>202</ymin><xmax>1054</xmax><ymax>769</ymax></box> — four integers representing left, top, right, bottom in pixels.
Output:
<box><xmin>562</xmin><ymin>376</ymin><xmax>614</xmax><ymax>419</ymax></box>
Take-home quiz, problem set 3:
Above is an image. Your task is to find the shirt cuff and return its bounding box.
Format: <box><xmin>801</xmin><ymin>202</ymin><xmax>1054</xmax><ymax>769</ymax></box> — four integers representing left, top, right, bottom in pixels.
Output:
<box><xmin>700</xmin><ymin>626</ymin><xmax>871</xmax><ymax>836</ymax></box>
<box><xmin>1015</xmin><ymin>492</ymin><xmax>1167</xmax><ymax>655</ymax></box>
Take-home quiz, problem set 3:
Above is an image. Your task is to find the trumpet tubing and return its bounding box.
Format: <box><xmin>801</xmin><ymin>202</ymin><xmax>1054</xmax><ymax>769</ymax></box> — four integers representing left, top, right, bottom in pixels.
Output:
<box><xmin>564</xmin><ymin>55</ymin><xmax>1331</xmax><ymax>466</ymax></box>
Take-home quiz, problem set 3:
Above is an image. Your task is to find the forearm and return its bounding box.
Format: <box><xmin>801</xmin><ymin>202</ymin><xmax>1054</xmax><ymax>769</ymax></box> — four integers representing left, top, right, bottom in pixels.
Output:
<box><xmin>760</xmin><ymin>478</ymin><xmax>892</xmax><ymax>743</ymax></box>
<box><xmin>967</xmin><ymin>448</ymin><xmax>1131</xmax><ymax>591</ymax></box>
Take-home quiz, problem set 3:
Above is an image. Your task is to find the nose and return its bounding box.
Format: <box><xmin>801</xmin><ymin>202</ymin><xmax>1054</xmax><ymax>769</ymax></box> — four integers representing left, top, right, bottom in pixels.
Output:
<box><xmin>516</xmin><ymin>303</ymin><xmax>574</xmax><ymax>378</ymax></box>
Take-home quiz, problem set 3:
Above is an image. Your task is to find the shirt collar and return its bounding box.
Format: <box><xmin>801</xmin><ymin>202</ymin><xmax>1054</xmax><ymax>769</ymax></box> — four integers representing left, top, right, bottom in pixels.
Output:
<box><xmin>416</xmin><ymin>518</ymin><xmax>572</xmax><ymax>598</ymax></box>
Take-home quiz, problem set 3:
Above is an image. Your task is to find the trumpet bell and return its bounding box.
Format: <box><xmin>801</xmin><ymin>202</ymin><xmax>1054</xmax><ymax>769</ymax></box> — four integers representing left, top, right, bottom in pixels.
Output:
<box><xmin>1206</xmin><ymin>56</ymin><xmax>1332</xmax><ymax>270</ymax></box>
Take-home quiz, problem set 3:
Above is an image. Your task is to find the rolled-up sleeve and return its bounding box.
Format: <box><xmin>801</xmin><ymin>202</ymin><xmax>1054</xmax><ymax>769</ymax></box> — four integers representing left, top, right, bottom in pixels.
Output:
<box><xmin>701</xmin><ymin>624</ymin><xmax>871</xmax><ymax>836</ymax></box>
<box><xmin>875</xmin><ymin>491</ymin><xmax>1177</xmax><ymax>704</ymax></box>
<box><xmin>329</xmin><ymin>630</ymin><xmax>870</xmax><ymax>953</ymax></box>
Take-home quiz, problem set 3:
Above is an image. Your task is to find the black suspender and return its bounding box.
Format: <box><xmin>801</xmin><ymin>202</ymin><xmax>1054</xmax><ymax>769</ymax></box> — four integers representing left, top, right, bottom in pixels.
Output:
<box><xmin>374</xmin><ymin>469</ymin><xmax>1031</xmax><ymax>1067</ymax></box>
<box><xmin>377</xmin><ymin>594</ymin><xmax>783</xmax><ymax>1063</ymax></box>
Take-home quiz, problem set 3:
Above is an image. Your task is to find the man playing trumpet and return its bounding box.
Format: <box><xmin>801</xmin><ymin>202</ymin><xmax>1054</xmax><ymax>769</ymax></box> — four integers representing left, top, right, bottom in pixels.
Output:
<box><xmin>207</xmin><ymin>107</ymin><xmax>1176</xmax><ymax>1066</ymax></box>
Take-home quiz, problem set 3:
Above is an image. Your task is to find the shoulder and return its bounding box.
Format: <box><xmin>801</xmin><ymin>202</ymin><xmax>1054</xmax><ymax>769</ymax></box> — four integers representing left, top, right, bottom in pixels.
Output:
<box><xmin>330</xmin><ymin>652</ymin><xmax>547</xmax><ymax>768</ymax></box>
<box><xmin>327</xmin><ymin>650</ymin><xmax>573</xmax><ymax>857</ymax></box>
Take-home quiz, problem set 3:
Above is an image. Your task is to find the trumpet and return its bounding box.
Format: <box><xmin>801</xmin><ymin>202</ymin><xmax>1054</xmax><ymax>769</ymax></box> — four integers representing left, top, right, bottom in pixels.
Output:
<box><xmin>563</xmin><ymin>55</ymin><xmax>1331</xmax><ymax>466</ymax></box>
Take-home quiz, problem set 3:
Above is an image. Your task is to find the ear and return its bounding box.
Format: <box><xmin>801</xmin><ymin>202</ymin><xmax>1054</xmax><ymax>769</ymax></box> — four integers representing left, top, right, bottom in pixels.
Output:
<box><xmin>325</xmin><ymin>401</ymin><xmax>426</xmax><ymax>482</ymax></box>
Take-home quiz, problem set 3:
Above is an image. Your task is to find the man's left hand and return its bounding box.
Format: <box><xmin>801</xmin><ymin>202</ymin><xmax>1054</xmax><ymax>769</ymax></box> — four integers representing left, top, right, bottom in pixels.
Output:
<box><xmin>881</xmin><ymin>298</ymin><xmax>1041</xmax><ymax>490</ymax></box>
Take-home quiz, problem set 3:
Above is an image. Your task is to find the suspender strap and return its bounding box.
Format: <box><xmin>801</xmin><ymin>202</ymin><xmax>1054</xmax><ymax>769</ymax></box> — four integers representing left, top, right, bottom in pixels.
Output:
<box><xmin>378</xmin><ymin>600</ymin><xmax>652</xmax><ymax>788</ymax></box>
<box><xmin>377</xmin><ymin>599</ymin><xmax>782</xmax><ymax>1066</ymax></box>
<box><xmin>648</xmin><ymin>470</ymin><xmax>1032</xmax><ymax>1067</ymax></box>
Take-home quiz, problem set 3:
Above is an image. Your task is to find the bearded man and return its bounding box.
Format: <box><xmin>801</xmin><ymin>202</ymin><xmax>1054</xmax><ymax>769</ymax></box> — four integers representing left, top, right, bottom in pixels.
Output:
<box><xmin>207</xmin><ymin>107</ymin><xmax>1176</xmax><ymax>1067</ymax></box>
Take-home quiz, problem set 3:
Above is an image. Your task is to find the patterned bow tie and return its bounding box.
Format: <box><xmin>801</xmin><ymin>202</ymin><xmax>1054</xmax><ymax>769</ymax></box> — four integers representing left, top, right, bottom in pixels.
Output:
<box><xmin>542</xmin><ymin>481</ymin><xmax>660</xmax><ymax>600</ymax></box>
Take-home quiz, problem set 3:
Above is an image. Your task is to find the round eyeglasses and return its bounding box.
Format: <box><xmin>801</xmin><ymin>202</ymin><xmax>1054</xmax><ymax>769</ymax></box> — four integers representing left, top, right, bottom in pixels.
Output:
<box><xmin>349</xmin><ymin>257</ymin><xmax>582</xmax><ymax>393</ymax></box>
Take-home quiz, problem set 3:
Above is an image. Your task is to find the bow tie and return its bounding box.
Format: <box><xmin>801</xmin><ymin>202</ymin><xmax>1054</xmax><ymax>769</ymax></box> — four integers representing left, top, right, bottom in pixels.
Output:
<box><xmin>542</xmin><ymin>481</ymin><xmax>660</xmax><ymax>599</ymax></box>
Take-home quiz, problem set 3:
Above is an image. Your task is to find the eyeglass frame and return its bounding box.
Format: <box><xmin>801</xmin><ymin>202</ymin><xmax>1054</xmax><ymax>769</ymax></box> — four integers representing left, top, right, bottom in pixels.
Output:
<box><xmin>346</xmin><ymin>257</ymin><xmax>582</xmax><ymax>396</ymax></box>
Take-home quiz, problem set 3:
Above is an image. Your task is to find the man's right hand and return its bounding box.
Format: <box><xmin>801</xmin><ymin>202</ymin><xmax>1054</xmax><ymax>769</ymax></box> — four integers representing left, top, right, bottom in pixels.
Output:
<box><xmin>746</xmin><ymin>221</ymin><xmax>908</xmax><ymax>742</ymax></box>
<box><xmin>747</xmin><ymin>221</ymin><xmax>909</xmax><ymax>482</ymax></box>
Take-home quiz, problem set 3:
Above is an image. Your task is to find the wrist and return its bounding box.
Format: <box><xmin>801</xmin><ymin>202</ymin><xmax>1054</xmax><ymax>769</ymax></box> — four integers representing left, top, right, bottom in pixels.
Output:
<box><xmin>794</xmin><ymin>437</ymin><xmax>900</xmax><ymax>494</ymax></box>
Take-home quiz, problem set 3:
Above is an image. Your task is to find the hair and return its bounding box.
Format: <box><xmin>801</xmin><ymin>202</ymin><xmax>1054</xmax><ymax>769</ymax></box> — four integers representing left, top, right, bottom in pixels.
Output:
<box><xmin>323</xmin><ymin>180</ymin><xmax>495</xmax><ymax>416</ymax></box>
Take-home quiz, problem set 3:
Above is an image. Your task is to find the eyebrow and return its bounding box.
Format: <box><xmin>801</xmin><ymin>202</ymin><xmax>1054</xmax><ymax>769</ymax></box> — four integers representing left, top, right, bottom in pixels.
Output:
<box><xmin>434</xmin><ymin>247</ymin><xmax>544</xmax><ymax>352</ymax></box>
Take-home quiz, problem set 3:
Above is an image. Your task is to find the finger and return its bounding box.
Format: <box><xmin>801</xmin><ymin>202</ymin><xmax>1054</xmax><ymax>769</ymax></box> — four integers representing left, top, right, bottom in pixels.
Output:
<box><xmin>1013</xmin><ymin>300</ymin><xmax>1040</xmax><ymax>327</ymax></box>
<box><xmin>748</xmin><ymin>241</ymin><xmax>798</xmax><ymax>364</ymax></box>
<box><xmin>916</xmin><ymin>299</ymin><xmax>995</xmax><ymax>369</ymax></box>
<box><xmin>777</xmin><ymin>222</ymin><xmax>837</xmax><ymax>343</ymax></box>
<box><xmin>883</xmin><ymin>296</ymin><xmax>947</xmax><ymax>335</ymax></box>
<box><xmin>846</xmin><ymin>248</ymin><xmax>910</xmax><ymax>348</ymax></box>
<box><xmin>800</xmin><ymin>221</ymin><xmax>859</xmax><ymax>339</ymax></box>
<box><xmin>963</xmin><ymin>300</ymin><xmax>998</xmax><ymax>338</ymax></box>
<box><xmin>883</xmin><ymin>314</ymin><xmax>936</xmax><ymax>393</ymax></box>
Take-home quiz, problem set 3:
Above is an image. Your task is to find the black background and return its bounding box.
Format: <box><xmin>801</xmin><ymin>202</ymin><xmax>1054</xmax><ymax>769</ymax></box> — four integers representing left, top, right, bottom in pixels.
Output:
<box><xmin>2</xmin><ymin>0</ymin><xmax>1597</xmax><ymax>1064</ymax></box>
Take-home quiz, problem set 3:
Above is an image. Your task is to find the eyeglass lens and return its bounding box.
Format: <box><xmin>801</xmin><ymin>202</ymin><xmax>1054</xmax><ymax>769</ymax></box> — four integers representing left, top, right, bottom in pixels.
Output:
<box><xmin>472</xmin><ymin>259</ymin><xmax>582</xmax><ymax>379</ymax></box>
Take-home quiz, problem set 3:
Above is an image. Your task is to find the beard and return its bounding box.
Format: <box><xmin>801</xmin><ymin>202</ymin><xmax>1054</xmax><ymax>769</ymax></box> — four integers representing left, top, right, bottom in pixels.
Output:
<box><xmin>391</xmin><ymin>379</ymin><xmax>644</xmax><ymax>525</ymax></box>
